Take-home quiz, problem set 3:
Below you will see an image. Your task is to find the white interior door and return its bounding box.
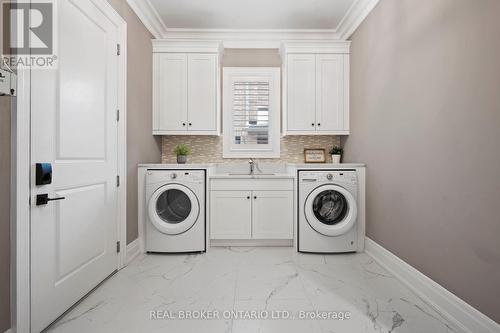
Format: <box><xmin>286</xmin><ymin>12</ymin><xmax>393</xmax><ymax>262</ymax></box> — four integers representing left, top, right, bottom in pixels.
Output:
<box><xmin>30</xmin><ymin>0</ymin><xmax>120</xmax><ymax>331</ymax></box>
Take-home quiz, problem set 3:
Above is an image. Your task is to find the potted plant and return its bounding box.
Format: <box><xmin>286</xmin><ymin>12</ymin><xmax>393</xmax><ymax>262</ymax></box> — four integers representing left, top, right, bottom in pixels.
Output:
<box><xmin>174</xmin><ymin>144</ymin><xmax>191</xmax><ymax>164</ymax></box>
<box><xmin>329</xmin><ymin>146</ymin><xmax>343</xmax><ymax>164</ymax></box>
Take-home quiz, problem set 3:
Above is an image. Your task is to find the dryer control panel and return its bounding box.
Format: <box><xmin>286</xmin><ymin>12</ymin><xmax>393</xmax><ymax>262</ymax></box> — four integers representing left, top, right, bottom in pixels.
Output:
<box><xmin>146</xmin><ymin>170</ymin><xmax>205</xmax><ymax>185</ymax></box>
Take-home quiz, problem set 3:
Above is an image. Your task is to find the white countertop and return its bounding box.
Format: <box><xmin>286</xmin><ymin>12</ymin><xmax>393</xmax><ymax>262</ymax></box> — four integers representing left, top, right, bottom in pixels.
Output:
<box><xmin>138</xmin><ymin>163</ymin><xmax>214</xmax><ymax>169</ymax></box>
<box><xmin>209</xmin><ymin>173</ymin><xmax>295</xmax><ymax>179</ymax></box>
<box><xmin>139</xmin><ymin>163</ymin><xmax>364</xmax><ymax>168</ymax></box>
<box><xmin>290</xmin><ymin>163</ymin><xmax>365</xmax><ymax>168</ymax></box>
<box><xmin>138</xmin><ymin>163</ymin><xmax>365</xmax><ymax>178</ymax></box>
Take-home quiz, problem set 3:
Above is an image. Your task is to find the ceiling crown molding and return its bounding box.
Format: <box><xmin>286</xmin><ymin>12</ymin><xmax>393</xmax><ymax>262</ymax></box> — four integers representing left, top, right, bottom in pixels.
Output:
<box><xmin>162</xmin><ymin>28</ymin><xmax>339</xmax><ymax>42</ymax></box>
<box><xmin>126</xmin><ymin>0</ymin><xmax>167</xmax><ymax>38</ymax></box>
<box><xmin>336</xmin><ymin>0</ymin><xmax>380</xmax><ymax>40</ymax></box>
<box><xmin>128</xmin><ymin>0</ymin><xmax>379</xmax><ymax>42</ymax></box>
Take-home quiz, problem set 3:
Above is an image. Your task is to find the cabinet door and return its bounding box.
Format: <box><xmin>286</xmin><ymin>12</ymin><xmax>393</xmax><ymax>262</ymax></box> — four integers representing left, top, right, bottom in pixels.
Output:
<box><xmin>316</xmin><ymin>54</ymin><xmax>346</xmax><ymax>132</ymax></box>
<box><xmin>252</xmin><ymin>191</ymin><xmax>293</xmax><ymax>239</ymax></box>
<box><xmin>154</xmin><ymin>53</ymin><xmax>187</xmax><ymax>132</ymax></box>
<box><xmin>187</xmin><ymin>54</ymin><xmax>218</xmax><ymax>132</ymax></box>
<box><xmin>210</xmin><ymin>191</ymin><xmax>252</xmax><ymax>239</ymax></box>
<box><xmin>286</xmin><ymin>54</ymin><xmax>316</xmax><ymax>132</ymax></box>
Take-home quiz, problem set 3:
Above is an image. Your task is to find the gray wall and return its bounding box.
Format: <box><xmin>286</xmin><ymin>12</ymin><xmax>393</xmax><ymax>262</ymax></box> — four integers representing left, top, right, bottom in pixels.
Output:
<box><xmin>343</xmin><ymin>0</ymin><xmax>500</xmax><ymax>322</ymax></box>
<box><xmin>106</xmin><ymin>0</ymin><xmax>161</xmax><ymax>244</ymax></box>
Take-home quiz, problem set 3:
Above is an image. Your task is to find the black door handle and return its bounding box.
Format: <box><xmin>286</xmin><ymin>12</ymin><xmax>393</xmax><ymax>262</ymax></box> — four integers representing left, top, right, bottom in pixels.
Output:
<box><xmin>36</xmin><ymin>194</ymin><xmax>66</xmax><ymax>206</ymax></box>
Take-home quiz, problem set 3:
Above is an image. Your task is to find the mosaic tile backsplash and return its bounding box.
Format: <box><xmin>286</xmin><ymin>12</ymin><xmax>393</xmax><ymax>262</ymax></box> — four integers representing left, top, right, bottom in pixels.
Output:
<box><xmin>161</xmin><ymin>135</ymin><xmax>341</xmax><ymax>164</ymax></box>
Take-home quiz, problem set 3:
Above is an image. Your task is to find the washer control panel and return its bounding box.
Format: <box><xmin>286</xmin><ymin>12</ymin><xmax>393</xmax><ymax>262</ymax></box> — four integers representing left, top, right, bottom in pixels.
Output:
<box><xmin>299</xmin><ymin>170</ymin><xmax>357</xmax><ymax>183</ymax></box>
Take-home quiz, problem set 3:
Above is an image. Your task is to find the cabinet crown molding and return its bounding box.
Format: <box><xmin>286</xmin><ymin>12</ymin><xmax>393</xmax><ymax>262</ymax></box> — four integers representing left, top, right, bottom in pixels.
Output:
<box><xmin>152</xmin><ymin>39</ymin><xmax>223</xmax><ymax>54</ymax></box>
<box><xmin>281</xmin><ymin>41</ymin><xmax>351</xmax><ymax>55</ymax></box>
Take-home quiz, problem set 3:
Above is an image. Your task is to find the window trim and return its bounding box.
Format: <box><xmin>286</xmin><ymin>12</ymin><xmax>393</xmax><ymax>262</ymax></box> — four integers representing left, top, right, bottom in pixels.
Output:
<box><xmin>222</xmin><ymin>67</ymin><xmax>281</xmax><ymax>158</ymax></box>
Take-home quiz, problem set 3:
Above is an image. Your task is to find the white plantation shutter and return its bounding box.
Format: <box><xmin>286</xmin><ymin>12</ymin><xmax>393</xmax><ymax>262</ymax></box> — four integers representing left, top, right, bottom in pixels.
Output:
<box><xmin>232</xmin><ymin>81</ymin><xmax>270</xmax><ymax>145</ymax></box>
<box><xmin>223</xmin><ymin>68</ymin><xmax>280</xmax><ymax>158</ymax></box>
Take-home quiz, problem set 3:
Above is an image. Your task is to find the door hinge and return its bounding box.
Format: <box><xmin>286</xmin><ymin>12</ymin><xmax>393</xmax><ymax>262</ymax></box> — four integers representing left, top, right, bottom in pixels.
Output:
<box><xmin>116</xmin><ymin>175</ymin><xmax>120</xmax><ymax>187</ymax></box>
<box><xmin>116</xmin><ymin>241</ymin><xmax>121</xmax><ymax>253</ymax></box>
<box><xmin>117</xmin><ymin>43</ymin><xmax>121</xmax><ymax>56</ymax></box>
<box><xmin>116</xmin><ymin>109</ymin><xmax>120</xmax><ymax>121</ymax></box>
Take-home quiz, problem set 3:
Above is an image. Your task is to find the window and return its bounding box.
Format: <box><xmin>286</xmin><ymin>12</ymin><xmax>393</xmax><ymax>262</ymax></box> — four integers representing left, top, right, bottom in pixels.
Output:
<box><xmin>223</xmin><ymin>67</ymin><xmax>281</xmax><ymax>158</ymax></box>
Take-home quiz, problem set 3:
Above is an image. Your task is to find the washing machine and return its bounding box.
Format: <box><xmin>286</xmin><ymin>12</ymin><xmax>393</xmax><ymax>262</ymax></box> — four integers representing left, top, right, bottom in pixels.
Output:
<box><xmin>298</xmin><ymin>170</ymin><xmax>359</xmax><ymax>253</ymax></box>
<box><xmin>145</xmin><ymin>169</ymin><xmax>206</xmax><ymax>253</ymax></box>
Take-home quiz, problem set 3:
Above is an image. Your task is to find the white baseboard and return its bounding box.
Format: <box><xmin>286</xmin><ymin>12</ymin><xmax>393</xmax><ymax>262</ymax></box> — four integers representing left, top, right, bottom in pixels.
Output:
<box><xmin>209</xmin><ymin>239</ymin><xmax>293</xmax><ymax>247</ymax></box>
<box><xmin>125</xmin><ymin>238</ymin><xmax>141</xmax><ymax>265</ymax></box>
<box><xmin>365</xmin><ymin>237</ymin><xmax>500</xmax><ymax>333</ymax></box>
<box><xmin>3</xmin><ymin>328</ymin><xmax>12</xmax><ymax>333</ymax></box>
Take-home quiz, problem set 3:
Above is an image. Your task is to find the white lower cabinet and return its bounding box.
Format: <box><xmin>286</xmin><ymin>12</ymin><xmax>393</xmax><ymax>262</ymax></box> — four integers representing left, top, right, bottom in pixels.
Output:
<box><xmin>210</xmin><ymin>179</ymin><xmax>294</xmax><ymax>240</ymax></box>
<box><xmin>252</xmin><ymin>191</ymin><xmax>293</xmax><ymax>239</ymax></box>
<box><xmin>210</xmin><ymin>191</ymin><xmax>252</xmax><ymax>239</ymax></box>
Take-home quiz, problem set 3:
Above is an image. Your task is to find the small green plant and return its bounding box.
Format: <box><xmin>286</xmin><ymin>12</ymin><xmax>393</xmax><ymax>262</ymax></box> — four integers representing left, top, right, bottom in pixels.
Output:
<box><xmin>174</xmin><ymin>144</ymin><xmax>191</xmax><ymax>156</ymax></box>
<box><xmin>329</xmin><ymin>146</ymin><xmax>343</xmax><ymax>155</ymax></box>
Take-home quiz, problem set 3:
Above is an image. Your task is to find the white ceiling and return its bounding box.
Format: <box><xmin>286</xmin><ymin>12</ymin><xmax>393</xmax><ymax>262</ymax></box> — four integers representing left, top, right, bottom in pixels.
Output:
<box><xmin>148</xmin><ymin>0</ymin><xmax>356</xmax><ymax>30</ymax></box>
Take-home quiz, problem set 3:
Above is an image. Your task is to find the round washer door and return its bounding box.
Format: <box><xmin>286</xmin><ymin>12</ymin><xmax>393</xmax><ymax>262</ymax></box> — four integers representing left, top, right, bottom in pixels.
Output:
<box><xmin>305</xmin><ymin>184</ymin><xmax>357</xmax><ymax>236</ymax></box>
<box><xmin>148</xmin><ymin>184</ymin><xmax>200</xmax><ymax>235</ymax></box>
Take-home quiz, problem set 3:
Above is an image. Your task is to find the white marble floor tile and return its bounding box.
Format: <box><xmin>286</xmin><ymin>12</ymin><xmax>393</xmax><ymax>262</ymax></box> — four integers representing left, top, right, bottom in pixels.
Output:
<box><xmin>46</xmin><ymin>247</ymin><xmax>462</xmax><ymax>333</ymax></box>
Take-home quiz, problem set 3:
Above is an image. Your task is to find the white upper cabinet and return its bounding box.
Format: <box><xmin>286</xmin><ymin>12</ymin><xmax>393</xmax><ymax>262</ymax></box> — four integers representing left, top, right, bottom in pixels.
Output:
<box><xmin>154</xmin><ymin>53</ymin><xmax>187</xmax><ymax>132</ymax></box>
<box><xmin>152</xmin><ymin>40</ymin><xmax>221</xmax><ymax>135</ymax></box>
<box><xmin>316</xmin><ymin>54</ymin><xmax>347</xmax><ymax>132</ymax></box>
<box><xmin>282</xmin><ymin>42</ymin><xmax>350</xmax><ymax>135</ymax></box>
<box><xmin>287</xmin><ymin>54</ymin><xmax>316</xmax><ymax>131</ymax></box>
<box><xmin>187</xmin><ymin>54</ymin><xmax>218</xmax><ymax>132</ymax></box>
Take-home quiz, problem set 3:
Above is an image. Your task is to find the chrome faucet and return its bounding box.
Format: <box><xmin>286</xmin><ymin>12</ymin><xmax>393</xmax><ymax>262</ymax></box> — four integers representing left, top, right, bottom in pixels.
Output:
<box><xmin>249</xmin><ymin>158</ymin><xmax>256</xmax><ymax>175</ymax></box>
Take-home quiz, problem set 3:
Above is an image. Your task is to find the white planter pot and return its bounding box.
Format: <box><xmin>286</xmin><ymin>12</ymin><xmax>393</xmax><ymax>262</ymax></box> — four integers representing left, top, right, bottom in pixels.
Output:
<box><xmin>331</xmin><ymin>154</ymin><xmax>341</xmax><ymax>164</ymax></box>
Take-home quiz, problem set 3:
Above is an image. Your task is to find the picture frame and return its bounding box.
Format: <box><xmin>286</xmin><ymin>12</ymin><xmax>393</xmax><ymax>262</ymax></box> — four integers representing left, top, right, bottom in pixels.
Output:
<box><xmin>304</xmin><ymin>148</ymin><xmax>326</xmax><ymax>163</ymax></box>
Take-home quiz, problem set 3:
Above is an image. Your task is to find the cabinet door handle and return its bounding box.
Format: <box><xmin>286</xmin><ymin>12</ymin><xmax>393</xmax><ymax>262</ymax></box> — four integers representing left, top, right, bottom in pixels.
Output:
<box><xmin>246</xmin><ymin>196</ymin><xmax>250</xmax><ymax>199</ymax></box>
<box><xmin>182</xmin><ymin>123</ymin><xmax>186</xmax><ymax>126</ymax></box>
<box><xmin>188</xmin><ymin>123</ymin><xmax>192</xmax><ymax>126</ymax></box>
<box><xmin>317</xmin><ymin>123</ymin><xmax>321</xmax><ymax>126</ymax></box>
<box><xmin>254</xmin><ymin>196</ymin><xmax>257</xmax><ymax>199</ymax></box>
<box><xmin>311</xmin><ymin>123</ymin><xmax>315</xmax><ymax>127</ymax></box>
